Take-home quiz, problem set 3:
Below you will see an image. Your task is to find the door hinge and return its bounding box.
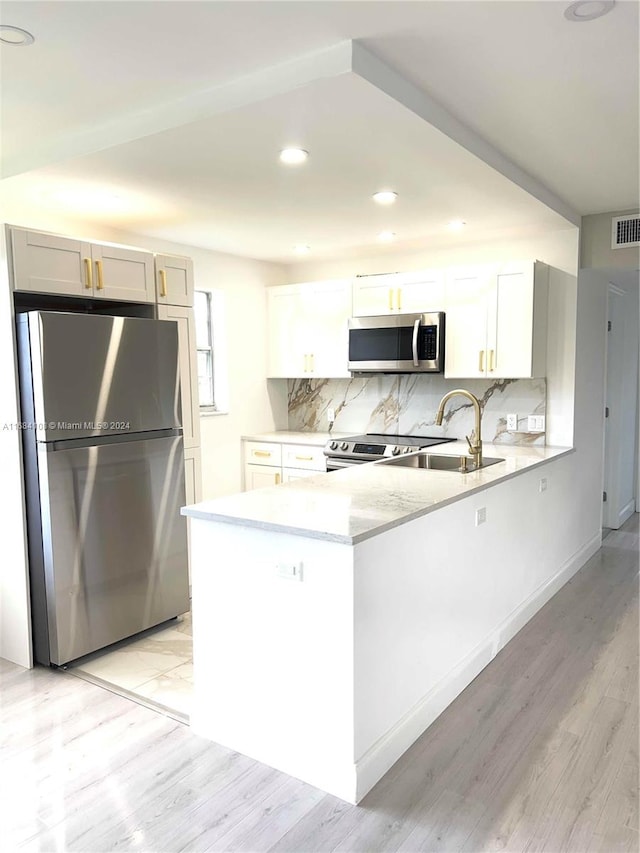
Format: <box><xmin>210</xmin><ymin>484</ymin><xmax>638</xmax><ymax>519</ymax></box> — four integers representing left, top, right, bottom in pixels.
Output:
<box><xmin>607</xmin><ymin>320</ymin><xmax>612</xmax><ymax>331</ymax></box>
<box><xmin>605</xmin><ymin>406</ymin><xmax>610</xmax><ymax>418</ymax></box>
<box><xmin>603</xmin><ymin>491</ymin><xmax>608</xmax><ymax>502</ymax></box>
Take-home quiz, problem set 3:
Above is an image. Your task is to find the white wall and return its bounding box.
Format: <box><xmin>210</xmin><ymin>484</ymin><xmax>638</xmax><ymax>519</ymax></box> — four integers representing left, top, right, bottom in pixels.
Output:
<box><xmin>287</xmin><ymin>227</ymin><xmax>580</xmax><ymax>447</ymax></box>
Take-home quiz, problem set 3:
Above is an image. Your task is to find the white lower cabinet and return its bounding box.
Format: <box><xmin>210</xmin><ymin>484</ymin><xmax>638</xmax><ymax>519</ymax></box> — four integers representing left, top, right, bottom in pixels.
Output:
<box><xmin>243</xmin><ymin>439</ymin><xmax>326</xmax><ymax>490</ymax></box>
<box><xmin>245</xmin><ymin>464</ymin><xmax>283</xmax><ymax>490</ymax></box>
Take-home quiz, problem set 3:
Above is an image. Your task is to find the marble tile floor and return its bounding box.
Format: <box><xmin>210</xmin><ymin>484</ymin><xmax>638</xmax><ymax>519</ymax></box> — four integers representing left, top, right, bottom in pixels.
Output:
<box><xmin>67</xmin><ymin>611</ymin><xmax>193</xmax><ymax>722</ymax></box>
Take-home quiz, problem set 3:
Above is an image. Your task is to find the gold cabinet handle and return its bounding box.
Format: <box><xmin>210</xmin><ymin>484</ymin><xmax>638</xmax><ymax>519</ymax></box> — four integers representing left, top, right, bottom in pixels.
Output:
<box><xmin>252</xmin><ymin>450</ymin><xmax>272</xmax><ymax>458</ymax></box>
<box><xmin>388</xmin><ymin>288</ymin><xmax>394</xmax><ymax>311</ymax></box>
<box><xmin>489</xmin><ymin>349</ymin><xmax>495</xmax><ymax>371</ymax></box>
<box><xmin>479</xmin><ymin>350</ymin><xmax>485</xmax><ymax>372</ymax></box>
<box><xmin>397</xmin><ymin>287</ymin><xmax>402</xmax><ymax>311</ymax></box>
<box><xmin>295</xmin><ymin>455</ymin><xmax>314</xmax><ymax>461</ymax></box>
<box><xmin>84</xmin><ymin>258</ymin><xmax>93</xmax><ymax>290</ymax></box>
<box><xmin>95</xmin><ymin>259</ymin><xmax>104</xmax><ymax>291</ymax></box>
<box><xmin>275</xmin><ymin>473</ymin><xmax>281</xmax><ymax>485</ymax></box>
<box><xmin>310</xmin><ymin>353</ymin><xmax>314</xmax><ymax>372</ymax></box>
<box><xmin>159</xmin><ymin>269</ymin><xmax>167</xmax><ymax>298</ymax></box>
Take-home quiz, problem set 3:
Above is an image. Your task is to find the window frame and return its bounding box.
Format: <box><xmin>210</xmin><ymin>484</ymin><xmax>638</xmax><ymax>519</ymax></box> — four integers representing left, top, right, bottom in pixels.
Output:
<box><xmin>194</xmin><ymin>289</ymin><xmax>216</xmax><ymax>412</ymax></box>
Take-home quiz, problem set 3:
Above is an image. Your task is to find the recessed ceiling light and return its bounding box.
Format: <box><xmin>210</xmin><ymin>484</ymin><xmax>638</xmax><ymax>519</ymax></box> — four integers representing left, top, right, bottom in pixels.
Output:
<box><xmin>293</xmin><ymin>245</ymin><xmax>311</xmax><ymax>255</ymax></box>
<box><xmin>372</xmin><ymin>191</ymin><xmax>398</xmax><ymax>205</ymax></box>
<box><xmin>377</xmin><ymin>231</ymin><xmax>397</xmax><ymax>243</ymax></box>
<box><xmin>0</xmin><ymin>25</ymin><xmax>35</xmax><ymax>46</ymax></box>
<box><xmin>279</xmin><ymin>148</ymin><xmax>309</xmax><ymax>165</ymax></box>
<box><xmin>448</xmin><ymin>220</ymin><xmax>466</xmax><ymax>231</ymax></box>
<box><xmin>564</xmin><ymin>0</ymin><xmax>615</xmax><ymax>21</ymax></box>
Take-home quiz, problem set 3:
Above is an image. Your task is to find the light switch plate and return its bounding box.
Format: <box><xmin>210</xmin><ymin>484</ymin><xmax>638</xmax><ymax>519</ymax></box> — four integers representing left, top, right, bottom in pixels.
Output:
<box><xmin>527</xmin><ymin>415</ymin><xmax>546</xmax><ymax>433</ymax></box>
<box><xmin>506</xmin><ymin>414</ymin><xmax>518</xmax><ymax>431</ymax></box>
<box><xmin>475</xmin><ymin>507</ymin><xmax>487</xmax><ymax>526</ymax></box>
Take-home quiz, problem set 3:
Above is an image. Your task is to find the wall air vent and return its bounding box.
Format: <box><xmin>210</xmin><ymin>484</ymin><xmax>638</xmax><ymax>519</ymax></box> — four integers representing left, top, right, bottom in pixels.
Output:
<box><xmin>611</xmin><ymin>214</ymin><xmax>640</xmax><ymax>249</ymax></box>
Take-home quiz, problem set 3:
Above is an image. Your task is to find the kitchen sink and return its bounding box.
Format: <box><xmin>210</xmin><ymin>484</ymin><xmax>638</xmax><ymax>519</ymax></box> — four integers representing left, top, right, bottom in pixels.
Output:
<box><xmin>379</xmin><ymin>452</ymin><xmax>504</xmax><ymax>472</ymax></box>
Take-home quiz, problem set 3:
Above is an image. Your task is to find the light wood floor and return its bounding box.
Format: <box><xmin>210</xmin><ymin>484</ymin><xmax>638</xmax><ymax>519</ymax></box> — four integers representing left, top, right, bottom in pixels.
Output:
<box><xmin>2</xmin><ymin>515</ymin><xmax>638</xmax><ymax>853</ymax></box>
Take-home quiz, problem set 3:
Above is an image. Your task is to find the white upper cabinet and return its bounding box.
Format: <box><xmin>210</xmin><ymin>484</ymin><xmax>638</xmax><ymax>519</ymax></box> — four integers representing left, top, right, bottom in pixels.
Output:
<box><xmin>11</xmin><ymin>229</ymin><xmax>92</xmax><ymax>296</ymax></box>
<box><xmin>91</xmin><ymin>243</ymin><xmax>155</xmax><ymax>302</ymax></box>
<box><xmin>155</xmin><ymin>254</ymin><xmax>194</xmax><ymax>307</ymax></box>
<box><xmin>11</xmin><ymin>227</ymin><xmax>155</xmax><ymax>303</ymax></box>
<box><xmin>352</xmin><ymin>270</ymin><xmax>445</xmax><ymax>316</ymax></box>
<box><xmin>267</xmin><ymin>280</ymin><xmax>351</xmax><ymax>378</ymax></box>
<box><xmin>445</xmin><ymin>260</ymin><xmax>548</xmax><ymax>379</ymax></box>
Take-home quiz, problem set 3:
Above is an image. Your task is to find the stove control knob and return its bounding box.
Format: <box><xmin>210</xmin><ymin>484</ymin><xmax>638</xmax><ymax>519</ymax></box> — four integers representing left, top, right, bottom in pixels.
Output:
<box><xmin>340</xmin><ymin>441</ymin><xmax>349</xmax><ymax>451</ymax></box>
<box><xmin>391</xmin><ymin>446</ymin><xmax>401</xmax><ymax>455</ymax></box>
<box><xmin>329</xmin><ymin>441</ymin><xmax>338</xmax><ymax>450</ymax></box>
<box><xmin>404</xmin><ymin>447</ymin><xmax>412</xmax><ymax>454</ymax></box>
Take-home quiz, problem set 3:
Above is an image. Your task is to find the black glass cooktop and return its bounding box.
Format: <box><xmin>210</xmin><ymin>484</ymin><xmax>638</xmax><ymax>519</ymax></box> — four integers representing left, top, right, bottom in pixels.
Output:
<box><xmin>347</xmin><ymin>434</ymin><xmax>454</xmax><ymax>448</ymax></box>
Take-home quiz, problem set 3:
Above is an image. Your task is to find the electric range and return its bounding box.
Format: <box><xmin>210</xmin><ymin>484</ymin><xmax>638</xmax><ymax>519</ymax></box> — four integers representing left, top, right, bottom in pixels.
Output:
<box><xmin>324</xmin><ymin>433</ymin><xmax>455</xmax><ymax>470</ymax></box>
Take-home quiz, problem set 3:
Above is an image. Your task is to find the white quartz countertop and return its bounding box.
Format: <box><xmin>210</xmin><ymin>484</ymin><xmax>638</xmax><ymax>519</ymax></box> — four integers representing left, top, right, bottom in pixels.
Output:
<box><xmin>241</xmin><ymin>431</ymin><xmax>351</xmax><ymax>445</ymax></box>
<box><xmin>183</xmin><ymin>441</ymin><xmax>573</xmax><ymax>545</ymax></box>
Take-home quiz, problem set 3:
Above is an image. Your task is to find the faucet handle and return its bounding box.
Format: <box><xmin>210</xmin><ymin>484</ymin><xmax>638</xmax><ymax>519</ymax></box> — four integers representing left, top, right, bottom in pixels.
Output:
<box><xmin>465</xmin><ymin>434</ymin><xmax>475</xmax><ymax>452</ymax></box>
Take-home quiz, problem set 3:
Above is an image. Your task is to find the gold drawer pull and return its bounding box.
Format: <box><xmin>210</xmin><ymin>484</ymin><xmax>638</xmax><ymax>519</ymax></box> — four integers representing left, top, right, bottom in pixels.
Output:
<box><xmin>295</xmin><ymin>455</ymin><xmax>314</xmax><ymax>461</ymax></box>
<box><xmin>159</xmin><ymin>269</ymin><xmax>167</xmax><ymax>297</ymax></box>
<box><xmin>252</xmin><ymin>450</ymin><xmax>271</xmax><ymax>458</ymax></box>
<box><xmin>479</xmin><ymin>349</ymin><xmax>485</xmax><ymax>372</ymax></box>
<box><xmin>275</xmin><ymin>473</ymin><xmax>281</xmax><ymax>485</ymax></box>
<box><xmin>397</xmin><ymin>287</ymin><xmax>402</xmax><ymax>310</ymax></box>
<box><xmin>84</xmin><ymin>258</ymin><xmax>93</xmax><ymax>289</ymax></box>
<box><xmin>95</xmin><ymin>259</ymin><xmax>104</xmax><ymax>290</ymax></box>
<box><xmin>489</xmin><ymin>349</ymin><xmax>495</xmax><ymax>371</ymax></box>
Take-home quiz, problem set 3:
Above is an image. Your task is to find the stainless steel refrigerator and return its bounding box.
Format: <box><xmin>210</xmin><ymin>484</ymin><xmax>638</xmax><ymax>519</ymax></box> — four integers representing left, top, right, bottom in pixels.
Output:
<box><xmin>17</xmin><ymin>311</ymin><xmax>190</xmax><ymax>666</ymax></box>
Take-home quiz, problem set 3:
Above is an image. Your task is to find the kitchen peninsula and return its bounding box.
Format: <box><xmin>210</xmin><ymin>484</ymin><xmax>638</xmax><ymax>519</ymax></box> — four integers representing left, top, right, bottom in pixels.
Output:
<box><xmin>183</xmin><ymin>441</ymin><xmax>575</xmax><ymax>803</ymax></box>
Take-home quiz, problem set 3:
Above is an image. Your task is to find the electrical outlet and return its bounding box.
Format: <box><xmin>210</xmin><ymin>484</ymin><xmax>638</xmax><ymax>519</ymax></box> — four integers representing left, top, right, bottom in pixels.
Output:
<box><xmin>276</xmin><ymin>562</ymin><xmax>303</xmax><ymax>581</ymax></box>
<box><xmin>527</xmin><ymin>415</ymin><xmax>546</xmax><ymax>433</ymax></box>
<box><xmin>327</xmin><ymin>407</ymin><xmax>335</xmax><ymax>425</ymax></box>
<box><xmin>475</xmin><ymin>507</ymin><xmax>486</xmax><ymax>526</ymax></box>
<box><xmin>506</xmin><ymin>413</ymin><xmax>518</xmax><ymax>431</ymax></box>
<box><xmin>539</xmin><ymin>477</ymin><xmax>548</xmax><ymax>493</ymax></box>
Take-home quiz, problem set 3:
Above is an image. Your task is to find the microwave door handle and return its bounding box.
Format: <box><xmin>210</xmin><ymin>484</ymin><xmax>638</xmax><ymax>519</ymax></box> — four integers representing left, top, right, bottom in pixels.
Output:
<box><xmin>412</xmin><ymin>319</ymin><xmax>421</xmax><ymax>366</ymax></box>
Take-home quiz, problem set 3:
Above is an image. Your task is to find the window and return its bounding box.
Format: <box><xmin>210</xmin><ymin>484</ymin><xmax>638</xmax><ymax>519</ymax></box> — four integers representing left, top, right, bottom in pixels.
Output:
<box><xmin>194</xmin><ymin>290</ymin><xmax>215</xmax><ymax>409</ymax></box>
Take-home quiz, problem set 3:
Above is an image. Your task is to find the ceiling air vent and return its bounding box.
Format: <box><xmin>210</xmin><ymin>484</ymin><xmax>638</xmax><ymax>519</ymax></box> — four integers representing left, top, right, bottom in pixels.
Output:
<box><xmin>611</xmin><ymin>214</ymin><xmax>640</xmax><ymax>249</ymax></box>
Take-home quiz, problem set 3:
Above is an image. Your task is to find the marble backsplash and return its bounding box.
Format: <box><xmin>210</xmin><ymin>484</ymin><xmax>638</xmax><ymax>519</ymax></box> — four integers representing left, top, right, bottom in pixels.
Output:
<box><xmin>287</xmin><ymin>375</ymin><xmax>546</xmax><ymax>446</ymax></box>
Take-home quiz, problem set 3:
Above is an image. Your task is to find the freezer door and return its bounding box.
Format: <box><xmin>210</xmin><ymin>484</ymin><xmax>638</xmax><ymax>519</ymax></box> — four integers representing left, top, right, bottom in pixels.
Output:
<box><xmin>36</xmin><ymin>434</ymin><xmax>189</xmax><ymax>665</ymax></box>
<box><xmin>22</xmin><ymin>312</ymin><xmax>181</xmax><ymax>442</ymax></box>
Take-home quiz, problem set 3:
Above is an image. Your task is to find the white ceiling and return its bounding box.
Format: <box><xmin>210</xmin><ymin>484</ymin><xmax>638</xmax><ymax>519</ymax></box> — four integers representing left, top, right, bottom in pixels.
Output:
<box><xmin>1</xmin><ymin>1</ymin><xmax>638</xmax><ymax>263</ymax></box>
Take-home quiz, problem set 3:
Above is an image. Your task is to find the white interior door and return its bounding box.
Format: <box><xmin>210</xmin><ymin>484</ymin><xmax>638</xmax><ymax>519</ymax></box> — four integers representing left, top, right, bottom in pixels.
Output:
<box><xmin>602</xmin><ymin>285</ymin><xmax>637</xmax><ymax>529</ymax></box>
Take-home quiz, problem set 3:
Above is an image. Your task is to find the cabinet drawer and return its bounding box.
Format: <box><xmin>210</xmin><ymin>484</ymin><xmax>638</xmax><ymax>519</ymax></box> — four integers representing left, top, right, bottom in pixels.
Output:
<box><xmin>282</xmin><ymin>444</ymin><xmax>326</xmax><ymax>471</ymax></box>
<box><xmin>244</xmin><ymin>442</ymin><xmax>282</xmax><ymax>467</ymax></box>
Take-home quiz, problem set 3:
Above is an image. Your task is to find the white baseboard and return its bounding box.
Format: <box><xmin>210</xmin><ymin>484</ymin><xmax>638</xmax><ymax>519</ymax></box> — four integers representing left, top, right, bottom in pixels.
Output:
<box><xmin>353</xmin><ymin>530</ymin><xmax>602</xmax><ymax>803</ymax></box>
<box><xmin>617</xmin><ymin>499</ymin><xmax>636</xmax><ymax>529</ymax></box>
<box><xmin>494</xmin><ymin>530</ymin><xmax>602</xmax><ymax>654</ymax></box>
<box><xmin>354</xmin><ymin>641</ymin><xmax>493</xmax><ymax>802</ymax></box>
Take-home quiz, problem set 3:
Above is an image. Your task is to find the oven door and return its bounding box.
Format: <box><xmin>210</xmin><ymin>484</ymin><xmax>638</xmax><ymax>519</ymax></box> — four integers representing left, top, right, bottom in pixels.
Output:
<box><xmin>325</xmin><ymin>457</ymin><xmax>371</xmax><ymax>472</ymax></box>
<box><xmin>348</xmin><ymin>312</ymin><xmax>444</xmax><ymax>372</ymax></box>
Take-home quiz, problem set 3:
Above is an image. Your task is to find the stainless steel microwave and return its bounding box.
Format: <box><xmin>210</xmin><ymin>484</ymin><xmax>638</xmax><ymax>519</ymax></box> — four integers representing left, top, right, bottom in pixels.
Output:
<box><xmin>348</xmin><ymin>312</ymin><xmax>445</xmax><ymax>373</ymax></box>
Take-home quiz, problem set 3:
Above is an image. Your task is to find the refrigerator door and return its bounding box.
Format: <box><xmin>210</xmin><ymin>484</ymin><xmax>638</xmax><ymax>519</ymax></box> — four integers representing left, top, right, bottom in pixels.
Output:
<box><xmin>33</xmin><ymin>433</ymin><xmax>189</xmax><ymax>665</ymax></box>
<box><xmin>22</xmin><ymin>311</ymin><xmax>181</xmax><ymax>442</ymax></box>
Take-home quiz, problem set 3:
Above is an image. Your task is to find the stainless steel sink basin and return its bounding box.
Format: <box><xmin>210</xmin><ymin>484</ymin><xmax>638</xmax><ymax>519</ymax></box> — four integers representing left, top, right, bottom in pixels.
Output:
<box><xmin>379</xmin><ymin>452</ymin><xmax>504</xmax><ymax>472</ymax></box>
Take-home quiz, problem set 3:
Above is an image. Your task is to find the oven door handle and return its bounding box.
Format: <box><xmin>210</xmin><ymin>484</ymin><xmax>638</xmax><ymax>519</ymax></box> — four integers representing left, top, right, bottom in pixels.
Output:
<box><xmin>412</xmin><ymin>318</ymin><xmax>421</xmax><ymax>367</ymax></box>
